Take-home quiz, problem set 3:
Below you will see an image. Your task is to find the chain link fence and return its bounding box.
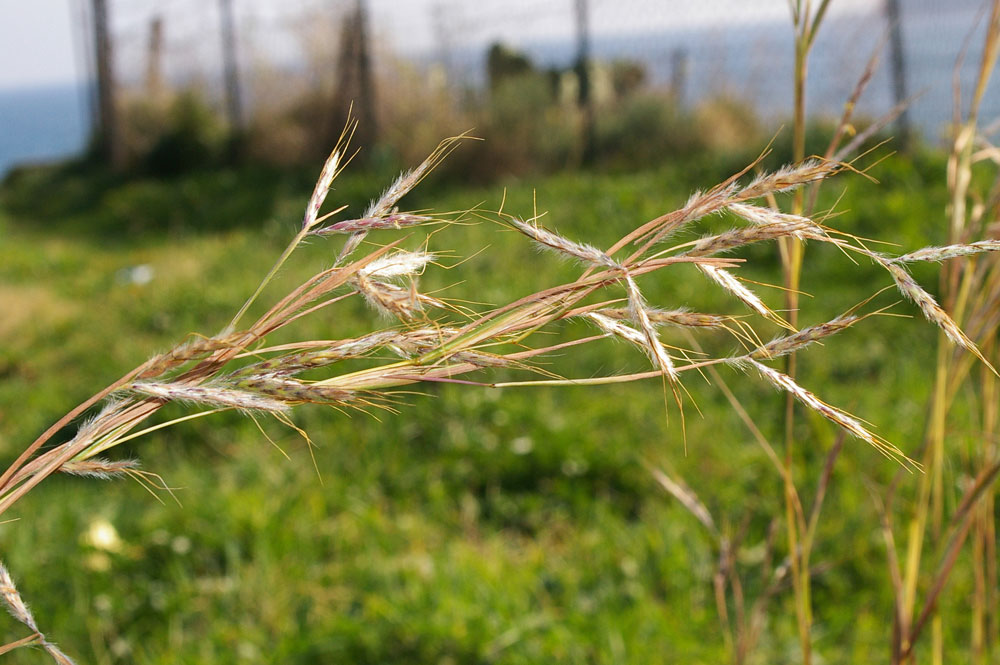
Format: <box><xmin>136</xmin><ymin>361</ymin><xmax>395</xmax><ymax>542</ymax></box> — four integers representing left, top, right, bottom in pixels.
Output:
<box><xmin>77</xmin><ymin>0</ymin><xmax>1000</xmax><ymax>168</ymax></box>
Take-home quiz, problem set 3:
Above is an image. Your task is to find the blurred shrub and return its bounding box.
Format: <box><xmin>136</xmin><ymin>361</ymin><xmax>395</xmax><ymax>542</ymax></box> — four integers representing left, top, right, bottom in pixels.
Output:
<box><xmin>693</xmin><ymin>95</ymin><xmax>762</xmax><ymax>155</ymax></box>
<box><xmin>120</xmin><ymin>90</ymin><xmax>227</xmax><ymax>176</ymax></box>
<box><xmin>477</xmin><ymin>73</ymin><xmax>576</xmax><ymax>177</ymax></box>
<box><xmin>143</xmin><ymin>92</ymin><xmax>227</xmax><ymax>176</ymax></box>
<box><xmin>106</xmin><ymin>44</ymin><xmax>766</xmax><ymax>183</ymax></box>
<box><xmin>593</xmin><ymin>93</ymin><xmax>704</xmax><ymax>168</ymax></box>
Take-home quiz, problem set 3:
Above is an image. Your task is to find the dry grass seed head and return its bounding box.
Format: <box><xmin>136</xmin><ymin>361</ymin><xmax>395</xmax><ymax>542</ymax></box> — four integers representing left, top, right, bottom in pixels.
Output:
<box><xmin>58</xmin><ymin>458</ymin><xmax>140</xmax><ymax>479</ymax></box>
<box><xmin>130</xmin><ymin>382</ymin><xmax>291</xmax><ymax>414</ymax></box>
<box><xmin>882</xmin><ymin>260</ymin><xmax>995</xmax><ymax>371</ymax></box>
<box><xmin>735</xmin><ymin>160</ymin><xmax>838</xmax><ymax>202</ymax></box>
<box><xmin>892</xmin><ymin>239</ymin><xmax>1000</xmax><ymax>263</ymax></box>
<box><xmin>511</xmin><ymin>218</ymin><xmax>621</xmax><ymax>269</ymax></box>
<box><xmin>685</xmin><ymin>220</ymin><xmax>818</xmax><ymax>257</ymax></box>
<box><xmin>698</xmin><ymin>264</ymin><xmax>787</xmax><ymax>328</ymax></box>
<box><xmin>358</xmin><ymin>250</ymin><xmax>437</xmax><ymax>280</ymax></box>
<box><xmin>598</xmin><ymin>307</ymin><xmax>731</xmax><ymax>329</ymax></box>
<box><xmin>623</xmin><ymin>275</ymin><xmax>678</xmax><ymax>380</ymax></box>
<box><xmin>313</xmin><ymin>213</ymin><xmax>434</xmax><ymax>235</ymax></box>
<box><xmin>749</xmin><ymin>314</ymin><xmax>861</xmax><ymax>360</ymax></box>
<box><xmin>744</xmin><ymin>359</ymin><xmax>911</xmax><ymax>466</ymax></box>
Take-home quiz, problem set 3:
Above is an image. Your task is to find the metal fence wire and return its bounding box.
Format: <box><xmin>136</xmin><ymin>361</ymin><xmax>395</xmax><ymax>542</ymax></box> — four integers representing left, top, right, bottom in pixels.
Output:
<box><xmin>83</xmin><ymin>0</ymin><xmax>1000</xmax><ymax>142</ymax></box>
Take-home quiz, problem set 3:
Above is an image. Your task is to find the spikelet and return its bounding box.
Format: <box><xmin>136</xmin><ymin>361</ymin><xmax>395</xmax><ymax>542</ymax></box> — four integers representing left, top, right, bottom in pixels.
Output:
<box><xmin>353</xmin><ymin>275</ymin><xmax>445</xmax><ymax>320</ymax></box>
<box><xmin>235</xmin><ymin>378</ymin><xmax>354</xmax><ymax>404</ymax></box>
<box><xmin>365</xmin><ymin>134</ymin><xmax>467</xmax><ymax>219</ymax></box>
<box><xmin>749</xmin><ymin>315</ymin><xmax>860</xmax><ymax>359</ymax></box>
<box><xmin>699</xmin><ymin>264</ymin><xmax>775</xmax><ymax>320</ymax></box>
<box><xmin>42</xmin><ymin>644</ymin><xmax>76</xmax><ymax>665</ymax></box>
<box><xmin>0</xmin><ymin>563</ymin><xmax>76</xmax><ymax>664</ymax></box>
<box><xmin>138</xmin><ymin>333</ymin><xmax>243</xmax><ymax>379</ymax></box>
<box><xmin>882</xmin><ymin>260</ymin><xmax>994</xmax><ymax>370</ymax></box>
<box><xmin>584</xmin><ymin>312</ymin><xmax>648</xmax><ymax>347</ymax></box>
<box><xmin>131</xmin><ymin>382</ymin><xmax>290</xmax><ymax>413</ymax></box>
<box><xmin>891</xmin><ymin>240</ymin><xmax>1000</xmax><ymax>263</ymax></box>
<box><xmin>337</xmin><ymin>135</ymin><xmax>466</xmax><ymax>261</ymax></box>
<box><xmin>686</xmin><ymin>220</ymin><xmax>816</xmax><ymax>257</ymax></box>
<box><xmin>726</xmin><ymin>203</ymin><xmax>830</xmax><ymax>241</ymax></box>
<box><xmin>312</xmin><ymin>213</ymin><xmax>433</xmax><ymax>235</ymax></box>
<box><xmin>598</xmin><ymin>307</ymin><xmax>730</xmax><ymax>329</ymax></box>
<box><xmin>734</xmin><ymin>160</ymin><xmax>836</xmax><ymax>202</ymax></box>
<box><xmin>303</xmin><ymin>149</ymin><xmax>340</xmax><ymax>231</ymax></box>
<box><xmin>624</xmin><ymin>275</ymin><xmax>678</xmax><ymax>380</ymax></box>
<box><xmin>644</xmin><ymin>183</ymin><xmax>738</xmax><ymax>245</ymax></box>
<box><xmin>59</xmin><ymin>458</ymin><xmax>140</xmax><ymax>479</ymax></box>
<box><xmin>358</xmin><ymin>250</ymin><xmax>436</xmax><ymax>280</ymax></box>
<box><xmin>0</xmin><ymin>563</ymin><xmax>38</xmax><ymax>633</ymax></box>
<box><xmin>512</xmin><ymin>219</ymin><xmax>620</xmax><ymax>268</ymax></box>
<box><xmin>744</xmin><ymin>359</ymin><xmax>909</xmax><ymax>464</ymax></box>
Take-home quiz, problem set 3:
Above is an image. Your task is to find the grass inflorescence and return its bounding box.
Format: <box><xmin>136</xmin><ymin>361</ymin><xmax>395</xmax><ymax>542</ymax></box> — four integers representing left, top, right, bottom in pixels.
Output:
<box><xmin>2</xmin><ymin>117</ymin><xmax>999</xmax><ymax>661</ymax></box>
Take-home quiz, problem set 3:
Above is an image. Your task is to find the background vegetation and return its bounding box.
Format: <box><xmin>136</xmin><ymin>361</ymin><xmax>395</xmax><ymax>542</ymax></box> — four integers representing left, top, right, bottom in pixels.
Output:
<box><xmin>0</xmin><ymin>139</ymin><xmax>979</xmax><ymax>663</ymax></box>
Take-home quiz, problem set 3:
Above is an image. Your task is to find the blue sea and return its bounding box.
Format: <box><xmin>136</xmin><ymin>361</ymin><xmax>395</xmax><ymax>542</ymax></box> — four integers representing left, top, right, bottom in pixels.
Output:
<box><xmin>0</xmin><ymin>83</ymin><xmax>88</xmax><ymax>178</ymax></box>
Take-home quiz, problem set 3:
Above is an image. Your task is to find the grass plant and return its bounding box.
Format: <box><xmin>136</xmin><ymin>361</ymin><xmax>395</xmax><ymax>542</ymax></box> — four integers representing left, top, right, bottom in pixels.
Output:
<box><xmin>2</xmin><ymin>111</ymin><xmax>999</xmax><ymax>661</ymax></box>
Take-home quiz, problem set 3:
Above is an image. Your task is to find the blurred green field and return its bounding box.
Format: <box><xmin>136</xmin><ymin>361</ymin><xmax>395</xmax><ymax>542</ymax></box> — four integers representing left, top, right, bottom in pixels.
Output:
<box><xmin>0</xmin><ymin>148</ymin><xmax>981</xmax><ymax>664</ymax></box>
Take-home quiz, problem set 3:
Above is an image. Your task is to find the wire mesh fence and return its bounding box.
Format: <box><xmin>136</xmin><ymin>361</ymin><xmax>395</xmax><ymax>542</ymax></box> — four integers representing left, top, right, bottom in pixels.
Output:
<box><xmin>77</xmin><ymin>0</ymin><xmax>1000</xmax><ymax>160</ymax></box>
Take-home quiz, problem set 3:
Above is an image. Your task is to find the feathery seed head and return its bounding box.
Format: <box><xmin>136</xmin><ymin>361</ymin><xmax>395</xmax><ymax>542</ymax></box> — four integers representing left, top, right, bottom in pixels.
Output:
<box><xmin>313</xmin><ymin>213</ymin><xmax>433</xmax><ymax>235</ymax></box>
<box><xmin>892</xmin><ymin>240</ymin><xmax>1000</xmax><ymax>263</ymax></box>
<box><xmin>359</xmin><ymin>250</ymin><xmax>436</xmax><ymax>280</ymax></box>
<box><xmin>0</xmin><ymin>562</ymin><xmax>38</xmax><ymax>632</ymax></box>
<box><xmin>735</xmin><ymin>160</ymin><xmax>836</xmax><ymax>201</ymax></box>
<box><xmin>624</xmin><ymin>275</ymin><xmax>678</xmax><ymax>380</ymax></box>
<box><xmin>699</xmin><ymin>264</ymin><xmax>772</xmax><ymax>318</ymax></box>
<box><xmin>746</xmin><ymin>359</ymin><xmax>907</xmax><ymax>463</ymax></box>
<box><xmin>884</xmin><ymin>261</ymin><xmax>976</xmax><ymax>350</ymax></box>
<box><xmin>130</xmin><ymin>382</ymin><xmax>291</xmax><ymax>414</ymax></box>
<box><xmin>60</xmin><ymin>458</ymin><xmax>140</xmax><ymax>480</ymax></box>
<box><xmin>749</xmin><ymin>315</ymin><xmax>860</xmax><ymax>359</ymax></box>
<box><xmin>512</xmin><ymin>218</ymin><xmax>621</xmax><ymax>269</ymax></box>
<box><xmin>353</xmin><ymin>275</ymin><xmax>445</xmax><ymax>320</ymax></box>
<box><xmin>584</xmin><ymin>312</ymin><xmax>648</xmax><ymax>347</ymax></box>
<box><xmin>303</xmin><ymin>150</ymin><xmax>340</xmax><ymax>231</ymax></box>
<box><xmin>686</xmin><ymin>220</ymin><xmax>816</xmax><ymax>256</ymax></box>
<box><xmin>599</xmin><ymin>307</ymin><xmax>729</xmax><ymax>329</ymax></box>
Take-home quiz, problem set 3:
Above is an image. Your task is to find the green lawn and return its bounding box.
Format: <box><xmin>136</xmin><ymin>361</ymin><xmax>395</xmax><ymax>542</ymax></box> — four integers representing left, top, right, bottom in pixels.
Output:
<box><xmin>0</xmin><ymin>149</ymin><xmax>983</xmax><ymax>664</ymax></box>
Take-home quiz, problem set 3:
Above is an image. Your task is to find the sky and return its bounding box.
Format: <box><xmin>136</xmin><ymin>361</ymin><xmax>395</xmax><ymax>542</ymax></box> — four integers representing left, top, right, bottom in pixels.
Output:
<box><xmin>0</xmin><ymin>0</ymin><xmax>81</xmax><ymax>90</ymax></box>
<box><xmin>0</xmin><ymin>0</ymin><xmax>878</xmax><ymax>91</ymax></box>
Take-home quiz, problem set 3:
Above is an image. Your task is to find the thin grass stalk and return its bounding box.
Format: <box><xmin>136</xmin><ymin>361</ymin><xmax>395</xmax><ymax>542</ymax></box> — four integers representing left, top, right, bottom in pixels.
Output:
<box><xmin>900</xmin><ymin>6</ymin><xmax>1000</xmax><ymax>662</ymax></box>
<box><xmin>785</xmin><ymin>3</ymin><xmax>831</xmax><ymax>661</ymax></box>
